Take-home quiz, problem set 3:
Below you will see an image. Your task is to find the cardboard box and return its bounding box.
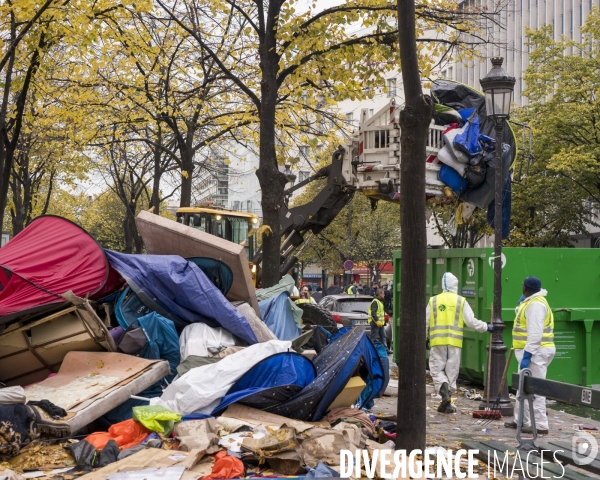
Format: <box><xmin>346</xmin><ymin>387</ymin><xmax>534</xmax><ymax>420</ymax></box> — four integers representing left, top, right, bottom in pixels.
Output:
<box><xmin>328</xmin><ymin>376</ymin><xmax>366</xmax><ymax>411</ymax></box>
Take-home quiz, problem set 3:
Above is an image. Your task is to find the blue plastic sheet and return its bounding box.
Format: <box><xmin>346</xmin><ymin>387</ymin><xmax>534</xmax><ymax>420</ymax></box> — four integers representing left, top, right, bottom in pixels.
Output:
<box><xmin>259</xmin><ymin>292</ymin><xmax>302</xmax><ymax>340</ymax></box>
<box><xmin>357</xmin><ymin>341</ymin><xmax>389</xmax><ymax>409</ymax></box>
<box><xmin>305</xmin><ymin>463</ymin><xmax>340</xmax><ymax>478</ymax></box>
<box><xmin>211</xmin><ymin>352</ymin><xmax>316</xmax><ymax>415</ymax></box>
<box><xmin>453</xmin><ymin>111</ymin><xmax>482</xmax><ymax>157</ymax></box>
<box><xmin>137</xmin><ymin>312</ymin><xmax>180</xmax><ymax>382</ymax></box>
<box><xmin>105</xmin><ymin>251</ymin><xmax>258</xmax><ymax>344</ymax></box>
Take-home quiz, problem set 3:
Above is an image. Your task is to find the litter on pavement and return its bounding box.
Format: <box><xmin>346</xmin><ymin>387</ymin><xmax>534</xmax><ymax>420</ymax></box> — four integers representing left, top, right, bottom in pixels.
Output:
<box><xmin>0</xmin><ymin>211</ymin><xmax>396</xmax><ymax>479</ymax></box>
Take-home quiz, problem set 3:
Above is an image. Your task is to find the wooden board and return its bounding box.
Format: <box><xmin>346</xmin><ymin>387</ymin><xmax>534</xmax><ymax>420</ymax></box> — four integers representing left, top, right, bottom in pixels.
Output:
<box><xmin>136</xmin><ymin>210</ymin><xmax>260</xmax><ymax>316</ymax></box>
<box><xmin>463</xmin><ymin>440</ymin><xmax>592</xmax><ymax>480</ymax></box>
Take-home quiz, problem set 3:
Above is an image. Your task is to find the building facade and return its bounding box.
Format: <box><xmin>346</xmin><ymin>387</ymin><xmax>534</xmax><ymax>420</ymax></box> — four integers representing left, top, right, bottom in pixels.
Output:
<box><xmin>449</xmin><ymin>0</ymin><xmax>600</xmax><ymax>105</ymax></box>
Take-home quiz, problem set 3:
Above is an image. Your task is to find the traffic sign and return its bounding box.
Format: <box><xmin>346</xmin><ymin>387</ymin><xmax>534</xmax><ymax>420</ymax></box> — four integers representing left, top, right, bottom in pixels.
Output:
<box><xmin>343</xmin><ymin>260</ymin><xmax>354</xmax><ymax>270</ymax></box>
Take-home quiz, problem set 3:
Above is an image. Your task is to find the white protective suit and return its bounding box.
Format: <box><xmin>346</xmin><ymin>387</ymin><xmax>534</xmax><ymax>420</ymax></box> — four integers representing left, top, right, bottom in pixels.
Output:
<box><xmin>513</xmin><ymin>289</ymin><xmax>556</xmax><ymax>430</ymax></box>
<box><xmin>426</xmin><ymin>272</ymin><xmax>489</xmax><ymax>394</ymax></box>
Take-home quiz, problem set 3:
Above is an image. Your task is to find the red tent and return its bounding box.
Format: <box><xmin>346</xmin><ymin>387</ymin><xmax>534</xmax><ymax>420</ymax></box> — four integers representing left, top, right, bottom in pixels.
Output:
<box><xmin>0</xmin><ymin>216</ymin><xmax>124</xmax><ymax>324</ymax></box>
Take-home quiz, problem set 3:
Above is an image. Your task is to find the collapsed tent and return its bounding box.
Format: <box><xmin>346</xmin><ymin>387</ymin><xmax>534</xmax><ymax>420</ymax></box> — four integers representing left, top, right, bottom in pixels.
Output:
<box><xmin>268</xmin><ymin>328</ymin><xmax>385</xmax><ymax>421</ymax></box>
<box><xmin>0</xmin><ymin>216</ymin><xmax>124</xmax><ymax>325</ymax></box>
<box><xmin>105</xmin><ymin>251</ymin><xmax>258</xmax><ymax>344</ymax></box>
<box><xmin>149</xmin><ymin>340</ymin><xmax>293</xmax><ymax>415</ymax></box>
<box><xmin>259</xmin><ymin>292</ymin><xmax>302</xmax><ymax>340</ymax></box>
<box><xmin>211</xmin><ymin>352</ymin><xmax>316</xmax><ymax>415</ymax></box>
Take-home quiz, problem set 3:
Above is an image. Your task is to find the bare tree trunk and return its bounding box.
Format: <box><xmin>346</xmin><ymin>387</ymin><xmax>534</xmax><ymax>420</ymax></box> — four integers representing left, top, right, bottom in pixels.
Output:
<box><xmin>255</xmin><ymin>19</ymin><xmax>288</xmax><ymax>288</ymax></box>
<box><xmin>150</xmin><ymin>126</ymin><xmax>163</xmax><ymax>214</ymax></box>
<box><xmin>179</xmin><ymin>149</ymin><xmax>194</xmax><ymax>208</ymax></box>
<box><xmin>255</xmin><ymin>95</ymin><xmax>287</xmax><ymax>288</ymax></box>
<box><xmin>396</xmin><ymin>0</ymin><xmax>434</xmax><ymax>453</ymax></box>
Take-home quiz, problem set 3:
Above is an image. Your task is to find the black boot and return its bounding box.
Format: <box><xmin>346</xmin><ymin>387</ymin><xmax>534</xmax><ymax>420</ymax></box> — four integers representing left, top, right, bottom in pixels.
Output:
<box><xmin>438</xmin><ymin>382</ymin><xmax>451</xmax><ymax>413</ymax></box>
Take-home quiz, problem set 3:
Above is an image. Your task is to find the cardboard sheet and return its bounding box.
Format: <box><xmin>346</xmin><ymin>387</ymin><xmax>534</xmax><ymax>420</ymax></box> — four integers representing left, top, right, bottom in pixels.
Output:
<box><xmin>24</xmin><ymin>351</ymin><xmax>161</xmax><ymax>410</ymax></box>
<box><xmin>136</xmin><ymin>210</ymin><xmax>260</xmax><ymax>316</ymax></box>
<box><xmin>221</xmin><ymin>404</ymin><xmax>324</xmax><ymax>433</ymax></box>
<box><xmin>78</xmin><ymin>447</ymin><xmax>214</xmax><ymax>480</ymax></box>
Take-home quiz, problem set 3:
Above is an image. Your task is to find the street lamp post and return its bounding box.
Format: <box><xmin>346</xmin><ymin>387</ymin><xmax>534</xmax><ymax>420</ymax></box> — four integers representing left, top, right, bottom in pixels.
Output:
<box><xmin>479</xmin><ymin>57</ymin><xmax>515</xmax><ymax>416</ymax></box>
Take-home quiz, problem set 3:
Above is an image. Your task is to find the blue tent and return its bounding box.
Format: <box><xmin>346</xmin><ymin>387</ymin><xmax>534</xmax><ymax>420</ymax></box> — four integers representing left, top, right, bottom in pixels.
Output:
<box><xmin>259</xmin><ymin>292</ymin><xmax>302</xmax><ymax>340</ymax></box>
<box><xmin>211</xmin><ymin>352</ymin><xmax>316</xmax><ymax>415</ymax></box>
<box><xmin>105</xmin><ymin>251</ymin><xmax>258</xmax><ymax>344</ymax></box>
<box><xmin>136</xmin><ymin>312</ymin><xmax>180</xmax><ymax>382</ymax></box>
<box><xmin>269</xmin><ymin>328</ymin><xmax>385</xmax><ymax>421</ymax></box>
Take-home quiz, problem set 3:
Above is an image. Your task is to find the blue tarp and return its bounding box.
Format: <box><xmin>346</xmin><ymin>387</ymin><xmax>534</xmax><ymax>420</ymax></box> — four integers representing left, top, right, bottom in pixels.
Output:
<box><xmin>211</xmin><ymin>352</ymin><xmax>316</xmax><ymax>415</ymax></box>
<box><xmin>269</xmin><ymin>328</ymin><xmax>385</xmax><ymax>421</ymax></box>
<box><xmin>186</xmin><ymin>257</ymin><xmax>233</xmax><ymax>296</ymax></box>
<box><xmin>453</xmin><ymin>111</ymin><xmax>482</xmax><ymax>157</ymax></box>
<box><xmin>259</xmin><ymin>292</ymin><xmax>302</xmax><ymax>340</ymax></box>
<box><xmin>136</xmin><ymin>312</ymin><xmax>180</xmax><ymax>382</ymax></box>
<box><xmin>105</xmin><ymin>251</ymin><xmax>258</xmax><ymax>344</ymax></box>
<box><xmin>357</xmin><ymin>341</ymin><xmax>389</xmax><ymax>409</ymax></box>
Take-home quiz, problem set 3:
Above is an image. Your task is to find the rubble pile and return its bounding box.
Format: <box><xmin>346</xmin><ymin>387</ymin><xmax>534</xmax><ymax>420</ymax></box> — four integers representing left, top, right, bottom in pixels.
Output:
<box><xmin>0</xmin><ymin>213</ymin><xmax>395</xmax><ymax>479</ymax></box>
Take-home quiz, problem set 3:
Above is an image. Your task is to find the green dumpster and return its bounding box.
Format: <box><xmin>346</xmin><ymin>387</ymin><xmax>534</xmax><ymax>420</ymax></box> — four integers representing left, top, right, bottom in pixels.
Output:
<box><xmin>392</xmin><ymin>248</ymin><xmax>600</xmax><ymax>388</ymax></box>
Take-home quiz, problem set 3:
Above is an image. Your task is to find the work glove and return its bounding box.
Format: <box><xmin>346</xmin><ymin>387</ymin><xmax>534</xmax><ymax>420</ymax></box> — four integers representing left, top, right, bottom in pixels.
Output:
<box><xmin>517</xmin><ymin>294</ymin><xmax>526</xmax><ymax>305</ymax></box>
<box><xmin>487</xmin><ymin>324</ymin><xmax>494</xmax><ymax>333</ymax></box>
<box><xmin>520</xmin><ymin>350</ymin><xmax>533</xmax><ymax>370</ymax></box>
<box><xmin>376</xmin><ymin>321</ymin><xmax>385</xmax><ymax>327</ymax></box>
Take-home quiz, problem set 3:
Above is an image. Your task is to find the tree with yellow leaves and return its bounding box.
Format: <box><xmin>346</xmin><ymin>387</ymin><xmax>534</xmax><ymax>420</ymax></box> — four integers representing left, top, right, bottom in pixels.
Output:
<box><xmin>157</xmin><ymin>0</ymin><xmax>505</xmax><ymax>287</ymax></box>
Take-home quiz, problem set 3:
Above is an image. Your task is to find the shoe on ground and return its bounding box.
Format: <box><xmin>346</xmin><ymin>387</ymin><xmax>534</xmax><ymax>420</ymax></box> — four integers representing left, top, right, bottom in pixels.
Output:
<box><xmin>438</xmin><ymin>382</ymin><xmax>451</xmax><ymax>412</ymax></box>
<box><xmin>504</xmin><ymin>421</ymin><xmax>517</xmax><ymax>429</ymax></box>
<box><xmin>522</xmin><ymin>425</ymin><xmax>548</xmax><ymax>434</ymax></box>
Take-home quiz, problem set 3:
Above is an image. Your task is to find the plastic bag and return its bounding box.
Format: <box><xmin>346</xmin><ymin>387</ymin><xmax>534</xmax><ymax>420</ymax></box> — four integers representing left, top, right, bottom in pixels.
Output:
<box><xmin>85</xmin><ymin>419</ymin><xmax>150</xmax><ymax>450</ymax></box>
<box><xmin>202</xmin><ymin>450</ymin><xmax>244</xmax><ymax>480</ymax></box>
<box><xmin>132</xmin><ymin>405</ymin><xmax>182</xmax><ymax>436</ymax></box>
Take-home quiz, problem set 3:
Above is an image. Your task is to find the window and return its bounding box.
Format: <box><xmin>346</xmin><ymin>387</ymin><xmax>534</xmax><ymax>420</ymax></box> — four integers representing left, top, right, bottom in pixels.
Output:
<box><xmin>246</xmin><ymin>200</ymin><xmax>253</xmax><ymax>213</ymax></box>
<box><xmin>570</xmin><ymin>9</ymin><xmax>573</xmax><ymax>33</ymax></box>
<box><xmin>346</xmin><ymin>112</ymin><xmax>354</xmax><ymax>123</ymax></box>
<box><xmin>233</xmin><ymin>201</ymin><xmax>240</xmax><ymax>211</ymax></box>
<box><xmin>448</xmin><ymin>66</ymin><xmax>453</xmax><ymax>79</ymax></box>
<box><xmin>561</xmin><ymin>14</ymin><xmax>564</xmax><ymax>34</ymax></box>
<box><xmin>387</xmin><ymin>78</ymin><xmax>396</xmax><ymax>97</ymax></box>
<box><xmin>580</xmin><ymin>2</ymin><xmax>583</xmax><ymax>25</ymax></box>
<box><xmin>369</xmin><ymin>109</ymin><xmax>374</xmax><ymax>117</ymax></box>
<box><xmin>299</xmin><ymin>145</ymin><xmax>309</xmax><ymax>157</ymax></box>
<box><xmin>298</xmin><ymin>171</ymin><xmax>310</xmax><ymax>182</ymax></box>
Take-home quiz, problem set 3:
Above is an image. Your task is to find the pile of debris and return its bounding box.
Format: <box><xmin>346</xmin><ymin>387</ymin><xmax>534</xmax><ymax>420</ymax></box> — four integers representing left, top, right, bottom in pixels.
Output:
<box><xmin>0</xmin><ymin>212</ymin><xmax>394</xmax><ymax>479</ymax></box>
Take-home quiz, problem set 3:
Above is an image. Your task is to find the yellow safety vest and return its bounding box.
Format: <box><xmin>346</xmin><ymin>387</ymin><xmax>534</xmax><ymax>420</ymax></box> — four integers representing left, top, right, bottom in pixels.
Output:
<box><xmin>347</xmin><ymin>286</ymin><xmax>356</xmax><ymax>294</ymax></box>
<box><xmin>295</xmin><ymin>298</ymin><xmax>311</xmax><ymax>304</ymax></box>
<box><xmin>368</xmin><ymin>299</ymin><xmax>385</xmax><ymax>325</ymax></box>
<box><xmin>512</xmin><ymin>296</ymin><xmax>554</xmax><ymax>349</ymax></box>
<box><xmin>428</xmin><ymin>292</ymin><xmax>466</xmax><ymax>348</ymax></box>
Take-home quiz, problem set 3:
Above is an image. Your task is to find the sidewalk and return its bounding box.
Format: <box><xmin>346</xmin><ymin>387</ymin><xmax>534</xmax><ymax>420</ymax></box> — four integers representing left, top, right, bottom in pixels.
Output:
<box><xmin>374</xmin><ymin>375</ymin><xmax>600</xmax><ymax>477</ymax></box>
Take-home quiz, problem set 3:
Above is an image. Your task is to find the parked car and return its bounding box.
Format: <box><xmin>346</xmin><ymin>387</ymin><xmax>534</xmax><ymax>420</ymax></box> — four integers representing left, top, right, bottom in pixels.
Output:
<box><xmin>318</xmin><ymin>294</ymin><xmax>392</xmax><ymax>348</ymax></box>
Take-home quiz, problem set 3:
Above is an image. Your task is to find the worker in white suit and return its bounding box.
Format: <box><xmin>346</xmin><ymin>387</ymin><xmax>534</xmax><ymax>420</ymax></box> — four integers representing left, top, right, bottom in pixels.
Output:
<box><xmin>505</xmin><ymin>276</ymin><xmax>555</xmax><ymax>434</ymax></box>
<box><xmin>426</xmin><ymin>272</ymin><xmax>493</xmax><ymax>413</ymax></box>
